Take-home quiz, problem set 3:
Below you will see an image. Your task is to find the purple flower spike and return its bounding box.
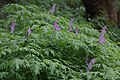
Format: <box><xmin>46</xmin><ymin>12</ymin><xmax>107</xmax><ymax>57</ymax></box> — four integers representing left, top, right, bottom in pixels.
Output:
<box><xmin>27</xmin><ymin>28</ymin><xmax>31</xmax><ymax>36</ymax></box>
<box><xmin>69</xmin><ymin>17</ymin><xmax>74</xmax><ymax>27</ymax></box>
<box><xmin>101</xmin><ymin>26</ymin><xmax>107</xmax><ymax>34</ymax></box>
<box><xmin>54</xmin><ymin>19</ymin><xmax>61</xmax><ymax>31</ymax></box>
<box><xmin>87</xmin><ymin>58</ymin><xmax>96</xmax><ymax>72</ymax></box>
<box><xmin>99</xmin><ymin>26</ymin><xmax>107</xmax><ymax>44</ymax></box>
<box><xmin>50</xmin><ymin>3</ymin><xmax>56</xmax><ymax>14</ymax></box>
<box><xmin>99</xmin><ymin>34</ymin><xmax>105</xmax><ymax>44</ymax></box>
<box><xmin>75</xmin><ymin>26</ymin><xmax>79</xmax><ymax>34</ymax></box>
<box><xmin>88</xmin><ymin>62</ymin><xmax>92</xmax><ymax>71</ymax></box>
<box><xmin>68</xmin><ymin>17</ymin><xmax>74</xmax><ymax>32</ymax></box>
<box><xmin>54</xmin><ymin>19</ymin><xmax>58</xmax><ymax>27</ymax></box>
<box><xmin>55</xmin><ymin>26</ymin><xmax>61</xmax><ymax>31</ymax></box>
<box><xmin>10</xmin><ymin>21</ymin><xmax>15</xmax><ymax>33</ymax></box>
<box><xmin>91</xmin><ymin>58</ymin><xmax>96</xmax><ymax>64</ymax></box>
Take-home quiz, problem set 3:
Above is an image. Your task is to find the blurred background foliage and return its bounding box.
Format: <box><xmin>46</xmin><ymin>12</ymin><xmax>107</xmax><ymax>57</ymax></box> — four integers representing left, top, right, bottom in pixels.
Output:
<box><xmin>15</xmin><ymin>0</ymin><xmax>120</xmax><ymax>43</ymax></box>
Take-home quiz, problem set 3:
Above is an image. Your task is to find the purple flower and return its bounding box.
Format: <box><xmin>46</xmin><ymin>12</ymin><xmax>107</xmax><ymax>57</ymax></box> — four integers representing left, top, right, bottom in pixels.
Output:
<box><xmin>75</xmin><ymin>26</ymin><xmax>79</xmax><ymax>34</ymax></box>
<box><xmin>101</xmin><ymin>26</ymin><xmax>107</xmax><ymax>34</ymax></box>
<box><xmin>10</xmin><ymin>21</ymin><xmax>15</xmax><ymax>33</ymax></box>
<box><xmin>50</xmin><ymin>3</ymin><xmax>56</xmax><ymax>14</ymax></box>
<box><xmin>27</xmin><ymin>28</ymin><xmax>31</xmax><ymax>36</ymax></box>
<box><xmin>54</xmin><ymin>19</ymin><xmax>61</xmax><ymax>31</ymax></box>
<box><xmin>91</xmin><ymin>58</ymin><xmax>96</xmax><ymax>64</ymax></box>
<box><xmin>68</xmin><ymin>17</ymin><xmax>74</xmax><ymax>32</ymax></box>
<box><xmin>88</xmin><ymin>62</ymin><xmax>92</xmax><ymax>71</ymax></box>
<box><xmin>54</xmin><ymin>19</ymin><xmax>58</xmax><ymax>27</ymax></box>
<box><xmin>55</xmin><ymin>26</ymin><xmax>61</xmax><ymax>31</ymax></box>
<box><xmin>87</xmin><ymin>58</ymin><xmax>96</xmax><ymax>72</ymax></box>
<box><xmin>99</xmin><ymin>33</ymin><xmax>105</xmax><ymax>44</ymax></box>
<box><xmin>69</xmin><ymin>17</ymin><xmax>74</xmax><ymax>27</ymax></box>
<box><xmin>99</xmin><ymin>26</ymin><xmax>107</xmax><ymax>44</ymax></box>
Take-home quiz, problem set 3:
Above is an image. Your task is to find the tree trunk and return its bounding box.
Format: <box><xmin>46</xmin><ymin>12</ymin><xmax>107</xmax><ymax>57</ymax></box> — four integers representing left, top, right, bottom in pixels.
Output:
<box><xmin>117</xmin><ymin>10</ymin><xmax>120</xmax><ymax>27</ymax></box>
<box><xmin>82</xmin><ymin>0</ymin><xmax>117</xmax><ymax>25</ymax></box>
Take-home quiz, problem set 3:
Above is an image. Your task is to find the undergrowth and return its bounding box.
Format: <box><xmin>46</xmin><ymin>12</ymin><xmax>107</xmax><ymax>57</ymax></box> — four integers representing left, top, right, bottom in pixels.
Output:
<box><xmin>0</xmin><ymin>3</ymin><xmax>120</xmax><ymax>80</ymax></box>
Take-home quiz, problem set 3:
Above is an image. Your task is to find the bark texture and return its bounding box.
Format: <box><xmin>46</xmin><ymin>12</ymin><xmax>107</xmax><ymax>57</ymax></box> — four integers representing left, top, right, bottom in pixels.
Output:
<box><xmin>82</xmin><ymin>0</ymin><xmax>117</xmax><ymax>24</ymax></box>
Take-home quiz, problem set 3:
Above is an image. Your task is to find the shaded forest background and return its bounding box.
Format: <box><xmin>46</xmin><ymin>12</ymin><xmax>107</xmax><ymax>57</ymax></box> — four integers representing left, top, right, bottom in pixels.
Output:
<box><xmin>0</xmin><ymin>0</ymin><xmax>120</xmax><ymax>26</ymax></box>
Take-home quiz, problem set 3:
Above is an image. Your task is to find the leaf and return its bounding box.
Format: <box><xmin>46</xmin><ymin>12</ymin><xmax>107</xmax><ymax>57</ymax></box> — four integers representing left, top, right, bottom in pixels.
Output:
<box><xmin>30</xmin><ymin>61</ymin><xmax>41</xmax><ymax>75</ymax></box>
<box><xmin>0</xmin><ymin>72</ymin><xmax>9</xmax><ymax>79</ymax></box>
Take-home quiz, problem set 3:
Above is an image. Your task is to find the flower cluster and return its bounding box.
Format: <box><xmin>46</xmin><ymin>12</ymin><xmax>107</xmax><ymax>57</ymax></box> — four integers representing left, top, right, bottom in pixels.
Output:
<box><xmin>53</xmin><ymin>19</ymin><xmax>61</xmax><ymax>31</ymax></box>
<box><xmin>50</xmin><ymin>3</ymin><xmax>56</xmax><ymax>14</ymax></box>
<box><xmin>53</xmin><ymin>18</ymin><xmax>80</xmax><ymax>34</ymax></box>
<box><xmin>99</xmin><ymin>26</ymin><xmax>107</xmax><ymax>44</ymax></box>
<box><xmin>27</xmin><ymin>28</ymin><xmax>32</xmax><ymax>36</ymax></box>
<box><xmin>75</xmin><ymin>26</ymin><xmax>79</xmax><ymax>34</ymax></box>
<box><xmin>87</xmin><ymin>58</ymin><xmax>96</xmax><ymax>72</ymax></box>
<box><xmin>68</xmin><ymin>17</ymin><xmax>74</xmax><ymax>32</ymax></box>
<box><xmin>101</xmin><ymin>26</ymin><xmax>107</xmax><ymax>34</ymax></box>
<box><xmin>10</xmin><ymin>21</ymin><xmax>15</xmax><ymax>33</ymax></box>
<box><xmin>50</xmin><ymin>4</ymin><xmax>79</xmax><ymax>34</ymax></box>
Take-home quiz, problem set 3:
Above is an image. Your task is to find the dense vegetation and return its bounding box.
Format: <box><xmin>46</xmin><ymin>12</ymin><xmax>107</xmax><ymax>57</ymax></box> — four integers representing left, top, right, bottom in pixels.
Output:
<box><xmin>0</xmin><ymin>0</ymin><xmax>120</xmax><ymax>80</ymax></box>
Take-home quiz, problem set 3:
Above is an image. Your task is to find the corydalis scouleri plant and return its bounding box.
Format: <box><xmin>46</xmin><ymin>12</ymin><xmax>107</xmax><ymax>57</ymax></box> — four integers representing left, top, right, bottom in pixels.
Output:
<box><xmin>99</xmin><ymin>26</ymin><xmax>107</xmax><ymax>44</ymax></box>
<box><xmin>68</xmin><ymin>17</ymin><xmax>74</xmax><ymax>32</ymax></box>
<box><xmin>75</xmin><ymin>26</ymin><xmax>79</xmax><ymax>34</ymax></box>
<box><xmin>10</xmin><ymin>20</ymin><xmax>15</xmax><ymax>33</ymax></box>
<box><xmin>50</xmin><ymin>3</ymin><xmax>56</xmax><ymax>14</ymax></box>
<box><xmin>86</xmin><ymin>58</ymin><xmax>96</xmax><ymax>72</ymax></box>
<box><xmin>53</xmin><ymin>19</ymin><xmax>61</xmax><ymax>31</ymax></box>
<box><xmin>27</xmin><ymin>28</ymin><xmax>31</xmax><ymax>36</ymax></box>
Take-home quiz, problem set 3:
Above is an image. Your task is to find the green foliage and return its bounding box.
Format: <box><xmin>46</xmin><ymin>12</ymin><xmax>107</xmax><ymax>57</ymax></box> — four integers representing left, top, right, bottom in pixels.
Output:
<box><xmin>13</xmin><ymin>0</ymin><xmax>86</xmax><ymax>23</ymax></box>
<box><xmin>108</xmin><ymin>27</ymin><xmax>120</xmax><ymax>44</ymax></box>
<box><xmin>115</xmin><ymin>0</ymin><xmax>120</xmax><ymax>11</ymax></box>
<box><xmin>0</xmin><ymin>3</ymin><xmax>120</xmax><ymax>80</ymax></box>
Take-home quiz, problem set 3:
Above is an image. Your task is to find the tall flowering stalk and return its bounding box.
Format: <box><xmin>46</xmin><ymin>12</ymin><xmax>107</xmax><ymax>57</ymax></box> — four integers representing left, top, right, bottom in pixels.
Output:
<box><xmin>99</xmin><ymin>26</ymin><xmax>107</xmax><ymax>44</ymax></box>
<box><xmin>53</xmin><ymin>19</ymin><xmax>61</xmax><ymax>31</ymax></box>
<box><xmin>10</xmin><ymin>21</ymin><xmax>15</xmax><ymax>33</ymax></box>
<box><xmin>50</xmin><ymin>3</ymin><xmax>56</xmax><ymax>14</ymax></box>
<box><xmin>86</xmin><ymin>58</ymin><xmax>96</xmax><ymax>72</ymax></box>
<box><xmin>27</xmin><ymin>28</ymin><xmax>31</xmax><ymax>36</ymax></box>
<box><xmin>99</xmin><ymin>34</ymin><xmax>105</xmax><ymax>44</ymax></box>
<box><xmin>75</xmin><ymin>26</ymin><xmax>79</xmax><ymax>34</ymax></box>
<box><xmin>68</xmin><ymin>17</ymin><xmax>74</xmax><ymax>32</ymax></box>
<box><xmin>101</xmin><ymin>26</ymin><xmax>107</xmax><ymax>34</ymax></box>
